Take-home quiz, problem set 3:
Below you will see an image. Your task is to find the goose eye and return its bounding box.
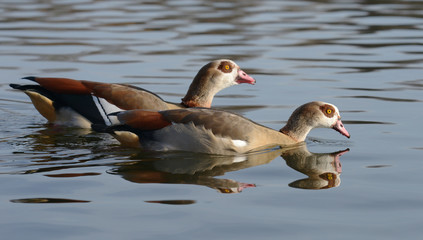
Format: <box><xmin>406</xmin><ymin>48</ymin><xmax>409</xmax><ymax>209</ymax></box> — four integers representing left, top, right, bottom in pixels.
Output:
<box><xmin>220</xmin><ymin>188</ymin><xmax>233</xmax><ymax>193</ymax></box>
<box><xmin>320</xmin><ymin>104</ymin><xmax>335</xmax><ymax>117</ymax></box>
<box><xmin>218</xmin><ymin>61</ymin><xmax>233</xmax><ymax>73</ymax></box>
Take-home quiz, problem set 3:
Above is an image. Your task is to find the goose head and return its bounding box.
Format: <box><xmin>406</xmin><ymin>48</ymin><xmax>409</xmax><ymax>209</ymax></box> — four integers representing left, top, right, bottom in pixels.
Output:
<box><xmin>182</xmin><ymin>59</ymin><xmax>255</xmax><ymax>108</ymax></box>
<box><xmin>280</xmin><ymin>101</ymin><xmax>350</xmax><ymax>142</ymax></box>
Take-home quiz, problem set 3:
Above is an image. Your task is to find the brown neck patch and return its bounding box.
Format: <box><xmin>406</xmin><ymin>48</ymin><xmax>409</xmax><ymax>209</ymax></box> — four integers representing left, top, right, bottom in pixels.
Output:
<box><xmin>181</xmin><ymin>99</ymin><xmax>210</xmax><ymax>108</ymax></box>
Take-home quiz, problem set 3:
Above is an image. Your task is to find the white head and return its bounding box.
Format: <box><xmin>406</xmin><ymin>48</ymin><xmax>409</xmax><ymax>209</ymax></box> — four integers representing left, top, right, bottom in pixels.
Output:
<box><xmin>182</xmin><ymin>59</ymin><xmax>255</xmax><ymax>108</ymax></box>
<box><xmin>280</xmin><ymin>101</ymin><xmax>350</xmax><ymax>142</ymax></box>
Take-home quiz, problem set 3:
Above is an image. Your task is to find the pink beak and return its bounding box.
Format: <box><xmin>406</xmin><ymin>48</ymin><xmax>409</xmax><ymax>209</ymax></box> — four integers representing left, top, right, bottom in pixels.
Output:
<box><xmin>332</xmin><ymin>119</ymin><xmax>350</xmax><ymax>138</ymax></box>
<box><xmin>236</xmin><ymin>69</ymin><xmax>256</xmax><ymax>85</ymax></box>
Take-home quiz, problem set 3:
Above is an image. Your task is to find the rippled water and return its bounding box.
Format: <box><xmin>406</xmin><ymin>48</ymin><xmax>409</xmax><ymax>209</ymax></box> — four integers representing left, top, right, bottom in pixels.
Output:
<box><xmin>1</xmin><ymin>0</ymin><xmax>423</xmax><ymax>239</ymax></box>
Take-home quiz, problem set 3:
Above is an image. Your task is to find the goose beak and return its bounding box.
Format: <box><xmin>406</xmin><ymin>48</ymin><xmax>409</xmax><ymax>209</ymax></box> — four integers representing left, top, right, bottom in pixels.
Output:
<box><xmin>236</xmin><ymin>69</ymin><xmax>256</xmax><ymax>85</ymax></box>
<box><xmin>332</xmin><ymin>119</ymin><xmax>350</xmax><ymax>138</ymax></box>
<box><xmin>333</xmin><ymin>148</ymin><xmax>349</xmax><ymax>173</ymax></box>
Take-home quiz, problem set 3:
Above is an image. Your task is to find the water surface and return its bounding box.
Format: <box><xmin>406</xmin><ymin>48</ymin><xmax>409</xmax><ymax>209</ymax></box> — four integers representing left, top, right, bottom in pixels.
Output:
<box><xmin>1</xmin><ymin>0</ymin><xmax>423</xmax><ymax>239</ymax></box>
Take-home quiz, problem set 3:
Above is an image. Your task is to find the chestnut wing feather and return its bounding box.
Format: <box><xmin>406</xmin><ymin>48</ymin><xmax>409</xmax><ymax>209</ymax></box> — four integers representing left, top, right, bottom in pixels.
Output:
<box><xmin>25</xmin><ymin>77</ymin><xmax>91</xmax><ymax>94</ymax></box>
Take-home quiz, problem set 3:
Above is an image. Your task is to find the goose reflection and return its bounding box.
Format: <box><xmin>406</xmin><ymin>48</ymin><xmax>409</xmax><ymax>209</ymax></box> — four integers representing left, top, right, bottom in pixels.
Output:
<box><xmin>15</xmin><ymin>126</ymin><xmax>348</xmax><ymax>192</ymax></box>
<box><xmin>109</xmin><ymin>149</ymin><xmax>282</xmax><ymax>194</ymax></box>
<box><xmin>110</xmin><ymin>145</ymin><xmax>349</xmax><ymax>193</ymax></box>
<box><xmin>281</xmin><ymin>145</ymin><xmax>349</xmax><ymax>190</ymax></box>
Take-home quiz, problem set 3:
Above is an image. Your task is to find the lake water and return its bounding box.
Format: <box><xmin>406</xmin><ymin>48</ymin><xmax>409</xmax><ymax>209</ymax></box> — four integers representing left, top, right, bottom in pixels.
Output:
<box><xmin>1</xmin><ymin>0</ymin><xmax>423</xmax><ymax>239</ymax></box>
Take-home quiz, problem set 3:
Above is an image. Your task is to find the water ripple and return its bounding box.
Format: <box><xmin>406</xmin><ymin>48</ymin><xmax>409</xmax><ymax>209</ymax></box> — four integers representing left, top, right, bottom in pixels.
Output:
<box><xmin>1</xmin><ymin>0</ymin><xmax>423</xmax><ymax>237</ymax></box>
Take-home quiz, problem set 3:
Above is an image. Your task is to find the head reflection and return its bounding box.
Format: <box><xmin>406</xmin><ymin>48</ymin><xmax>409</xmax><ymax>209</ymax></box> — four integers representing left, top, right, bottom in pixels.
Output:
<box><xmin>281</xmin><ymin>145</ymin><xmax>349</xmax><ymax>190</ymax></box>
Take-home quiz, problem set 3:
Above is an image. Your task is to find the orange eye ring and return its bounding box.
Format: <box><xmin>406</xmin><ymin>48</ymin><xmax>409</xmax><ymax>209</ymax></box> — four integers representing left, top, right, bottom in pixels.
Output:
<box><xmin>225</xmin><ymin>65</ymin><xmax>230</xmax><ymax>70</ymax></box>
<box><xmin>326</xmin><ymin>109</ymin><xmax>332</xmax><ymax>114</ymax></box>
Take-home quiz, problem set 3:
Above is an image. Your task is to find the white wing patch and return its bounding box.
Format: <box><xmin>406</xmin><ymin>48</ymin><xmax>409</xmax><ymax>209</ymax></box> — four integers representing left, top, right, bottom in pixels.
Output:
<box><xmin>92</xmin><ymin>96</ymin><xmax>124</xmax><ymax>125</ymax></box>
<box><xmin>231</xmin><ymin>139</ymin><xmax>248</xmax><ymax>148</ymax></box>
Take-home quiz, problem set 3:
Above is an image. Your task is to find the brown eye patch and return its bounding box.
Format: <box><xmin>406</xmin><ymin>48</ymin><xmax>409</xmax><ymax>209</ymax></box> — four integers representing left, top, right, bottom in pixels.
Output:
<box><xmin>320</xmin><ymin>104</ymin><xmax>335</xmax><ymax>118</ymax></box>
<box><xmin>217</xmin><ymin>61</ymin><xmax>234</xmax><ymax>73</ymax></box>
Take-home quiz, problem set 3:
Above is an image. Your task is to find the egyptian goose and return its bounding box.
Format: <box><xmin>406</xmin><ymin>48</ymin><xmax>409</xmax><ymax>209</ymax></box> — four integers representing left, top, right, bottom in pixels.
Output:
<box><xmin>9</xmin><ymin>59</ymin><xmax>255</xmax><ymax>128</ymax></box>
<box><xmin>96</xmin><ymin>101</ymin><xmax>350</xmax><ymax>155</ymax></box>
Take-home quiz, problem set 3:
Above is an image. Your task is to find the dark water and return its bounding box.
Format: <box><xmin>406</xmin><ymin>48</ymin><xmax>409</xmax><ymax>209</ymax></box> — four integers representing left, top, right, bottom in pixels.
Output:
<box><xmin>1</xmin><ymin>0</ymin><xmax>423</xmax><ymax>239</ymax></box>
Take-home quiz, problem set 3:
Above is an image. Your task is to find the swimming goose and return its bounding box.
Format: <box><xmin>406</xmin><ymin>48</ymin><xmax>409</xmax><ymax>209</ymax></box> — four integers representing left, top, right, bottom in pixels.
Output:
<box><xmin>97</xmin><ymin>101</ymin><xmax>350</xmax><ymax>155</ymax></box>
<box><xmin>10</xmin><ymin>59</ymin><xmax>255</xmax><ymax>128</ymax></box>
